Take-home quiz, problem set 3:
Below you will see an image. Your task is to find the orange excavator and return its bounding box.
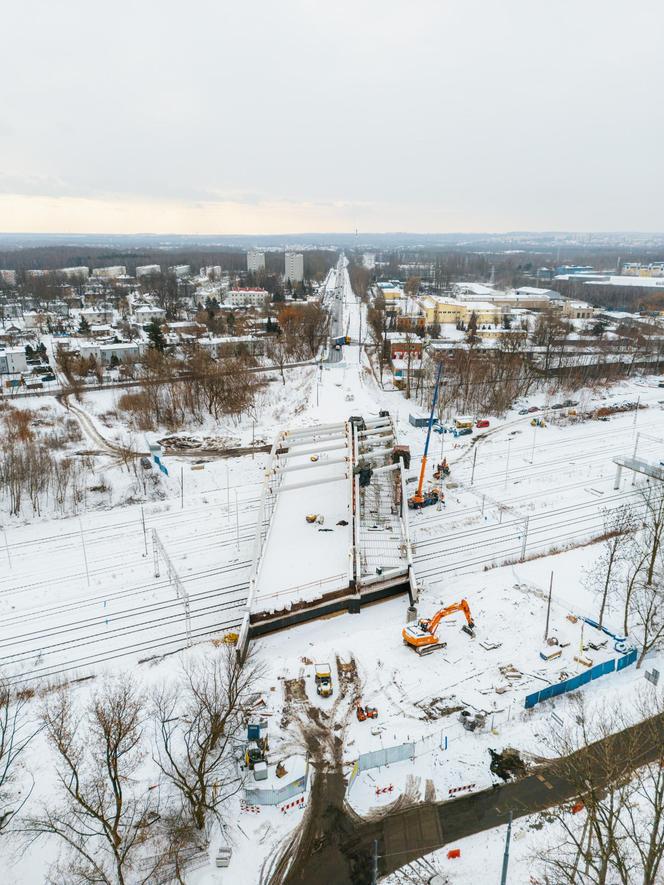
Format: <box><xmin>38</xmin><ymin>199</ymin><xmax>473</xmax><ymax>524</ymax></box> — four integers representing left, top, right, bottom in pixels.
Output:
<box><xmin>402</xmin><ymin>599</ymin><xmax>475</xmax><ymax>655</ymax></box>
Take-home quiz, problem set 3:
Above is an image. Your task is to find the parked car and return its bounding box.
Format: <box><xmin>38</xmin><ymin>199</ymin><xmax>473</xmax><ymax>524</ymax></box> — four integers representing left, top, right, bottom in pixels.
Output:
<box><xmin>528</xmin><ymin>406</ymin><xmax>539</xmax><ymax>413</ymax></box>
<box><xmin>41</xmin><ymin>373</ymin><xmax>56</xmax><ymax>382</ymax></box>
<box><xmin>518</xmin><ymin>408</ymin><xmax>529</xmax><ymax>415</ymax></box>
<box><xmin>453</xmin><ymin>427</ymin><xmax>473</xmax><ymax>437</ymax></box>
<box><xmin>562</xmin><ymin>399</ymin><xmax>578</xmax><ymax>407</ymax></box>
<box><xmin>551</xmin><ymin>403</ymin><xmax>564</xmax><ymax>410</ymax></box>
<box><xmin>476</xmin><ymin>419</ymin><xmax>490</xmax><ymax>428</ymax></box>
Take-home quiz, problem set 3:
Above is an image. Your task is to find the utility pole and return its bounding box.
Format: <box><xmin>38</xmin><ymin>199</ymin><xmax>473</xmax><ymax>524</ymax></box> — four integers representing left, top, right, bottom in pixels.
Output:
<box><xmin>530</xmin><ymin>422</ymin><xmax>537</xmax><ymax>464</ymax></box>
<box><xmin>544</xmin><ymin>570</ymin><xmax>553</xmax><ymax>640</ymax></box>
<box><xmin>140</xmin><ymin>505</ymin><xmax>148</xmax><ymax>557</ymax></box>
<box><xmin>633</xmin><ymin>395</ymin><xmax>640</xmax><ymax>434</ymax></box>
<box><xmin>520</xmin><ymin>517</ymin><xmax>529</xmax><ymax>562</ymax></box>
<box><xmin>500</xmin><ymin>811</ymin><xmax>513</xmax><ymax>885</ymax></box>
<box><xmin>79</xmin><ymin>518</ymin><xmax>90</xmax><ymax>586</ymax></box>
<box><xmin>2</xmin><ymin>526</ymin><xmax>11</xmax><ymax>570</ymax></box>
<box><xmin>180</xmin><ymin>464</ymin><xmax>184</xmax><ymax>510</ymax></box>
<box><xmin>471</xmin><ymin>447</ymin><xmax>478</xmax><ymax>485</ymax></box>
<box><xmin>235</xmin><ymin>488</ymin><xmax>240</xmax><ymax>551</ymax></box>
<box><xmin>504</xmin><ymin>438</ymin><xmax>511</xmax><ymax>489</ymax></box>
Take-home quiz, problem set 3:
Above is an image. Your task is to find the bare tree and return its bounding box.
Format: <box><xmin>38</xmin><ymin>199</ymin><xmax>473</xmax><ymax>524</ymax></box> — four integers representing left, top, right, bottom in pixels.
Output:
<box><xmin>584</xmin><ymin>507</ymin><xmax>635</xmax><ymax>629</ymax></box>
<box><xmin>638</xmin><ymin>486</ymin><xmax>664</xmax><ymax>586</ymax></box>
<box><xmin>266</xmin><ymin>337</ymin><xmax>289</xmax><ymax>384</ymax></box>
<box><xmin>153</xmin><ymin>647</ymin><xmax>263</xmax><ymax>832</ymax></box>
<box><xmin>0</xmin><ymin>677</ymin><xmax>41</xmax><ymax>833</ymax></box>
<box><xmin>27</xmin><ymin>678</ymin><xmax>162</xmax><ymax>885</ymax></box>
<box><xmin>537</xmin><ymin>693</ymin><xmax>664</xmax><ymax>885</ymax></box>
<box><xmin>630</xmin><ymin>578</ymin><xmax>664</xmax><ymax>668</ymax></box>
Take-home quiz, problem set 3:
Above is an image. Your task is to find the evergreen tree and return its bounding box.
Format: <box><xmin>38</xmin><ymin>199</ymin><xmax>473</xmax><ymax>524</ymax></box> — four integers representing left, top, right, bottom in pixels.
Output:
<box><xmin>78</xmin><ymin>315</ymin><xmax>91</xmax><ymax>335</ymax></box>
<box><xmin>147</xmin><ymin>319</ymin><xmax>166</xmax><ymax>352</ymax></box>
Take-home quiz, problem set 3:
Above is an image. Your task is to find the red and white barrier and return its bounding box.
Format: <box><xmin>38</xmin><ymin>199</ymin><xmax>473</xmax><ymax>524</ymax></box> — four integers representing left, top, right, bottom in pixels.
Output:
<box><xmin>280</xmin><ymin>796</ymin><xmax>306</xmax><ymax>813</ymax></box>
<box><xmin>448</xmin><ymin>783</ymin><xmax>476</xmax><ymax>796</ymax></box>
<box><xmin>240</xmin><ymin>800</ymin><xmax>261</xmax><ymax>814</ymax></box>
<box><xmin>375</xmin><ymin>785</ymin><xmax>394</xmax><ymax>796</ymax></box>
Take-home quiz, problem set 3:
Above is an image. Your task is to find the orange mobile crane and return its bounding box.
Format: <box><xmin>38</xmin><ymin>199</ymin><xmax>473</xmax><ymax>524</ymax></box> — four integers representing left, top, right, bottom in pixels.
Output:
<box><xmin>408</xmin><ymin>361</ymin><xmax>443</xmax><ymax>509</ymax></box>
<box><xmin>402</xmin><ymin>599</ymin><xmax>475</xmax><ymax>655</ymax></box>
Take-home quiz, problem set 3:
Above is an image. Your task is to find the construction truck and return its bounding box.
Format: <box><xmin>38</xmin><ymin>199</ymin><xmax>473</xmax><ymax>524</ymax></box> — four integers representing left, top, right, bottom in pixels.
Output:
<box><xmin>315</xmin><ymin>663</ymin><xmax>333</xmax><ymax>697</ymax></box>
<box><xmin>356</xmin><ymin>703</ymin><xmax>378</xmax><ymax>721</ymax></box>
<box><xmin>433</xmin><ymin>458</ymin><xmax>450</xmax><ymax>479</ymax></box>
<box><xmin>244</xmin><ymin>720</ymin><xmax>269</xmax><ymax>768</ymax></box>
<box><xmin>409</xmin><ymin>361</ymin><xmax>443</xmax><ymax>510</ymax></box>
<box><xmin>402</xmin><ymin>599</ymin><xmax>475</xmax><ymax>655</ymax></box>
<box><xmin>333</xmin><ymin>335</ymin><xmax>351</xmax><ymax>346</ymax></box>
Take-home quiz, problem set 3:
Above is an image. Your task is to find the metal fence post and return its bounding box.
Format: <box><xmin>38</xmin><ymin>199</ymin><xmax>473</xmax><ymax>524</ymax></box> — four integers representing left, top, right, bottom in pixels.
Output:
<box><xmin>152</xmin><ymin>528</ymin><xmax>160</xmax><ymax>578</ymax></box>
<box><xmin>520</xmin><ymin>517</ymin><xmax>529</xmax><ymax>562</ymax></box>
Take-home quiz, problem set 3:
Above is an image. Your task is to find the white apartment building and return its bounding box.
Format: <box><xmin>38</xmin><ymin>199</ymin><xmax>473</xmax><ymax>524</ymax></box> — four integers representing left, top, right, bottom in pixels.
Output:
<box><xmin>136</xmin><ymin>264</ymin><xmax>162</xmax><ymax>278</ymax></box>
<box><xmin>285</xmin><ymin>252</ymin><xmax>304</xmax><ymax>283</ymax></box>
<box><xmin>78</xmin><ymin>342</ymin><xmax>147</xmax><ymax>365</ymax></box>
<box><xmin>133</xmin><ymin>305</ymin><xmax>167</xmax><ymax>323</ymax></box>
<box><xmin>201</xmin><ymin>265</ymin><xmax>222</xmax><ymax>280</ymax></box>
<box><xmin>169</xmin><ymin>265</ymin><xmax>191</xmax><ymax>278</ymax></box>
<box><xmin>0</xmin><ymin>347</ymin><xmax>28</xmax><ymax>374</ymax></box>
<box><xmin>198</xmin><ymin>335</ymin><xmax>265</xmax><ymax>358</ymax></box>
<box><xmin>60</xmin><ymin>266</ymin><xmax>89</xmax><ymax>280</ymax></box>
<box><xmin>92</xmin><ymin>266</ymin><xmax>127</xmax><ymax>279</ymax></box>
<box><xmin>0</xmin><ymin>270</ymin><xmax>17</xmax><ymax>285</ymax></box>
<box><xmin>225</xmin><ymin>288</ymin><xmax>269</xmax><ymax>308</ymax></box>
<box><xmin>247</xmin><ymin>250</ymin><xmax>265</xmax><ymax>273</ymax></box>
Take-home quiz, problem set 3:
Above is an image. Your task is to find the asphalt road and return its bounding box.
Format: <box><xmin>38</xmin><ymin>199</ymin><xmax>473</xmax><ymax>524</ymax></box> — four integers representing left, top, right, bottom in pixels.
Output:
<box><xmin>281</xmin><ymin>712</ymin><xmax>664</xmax><ymax>885</ymax></box>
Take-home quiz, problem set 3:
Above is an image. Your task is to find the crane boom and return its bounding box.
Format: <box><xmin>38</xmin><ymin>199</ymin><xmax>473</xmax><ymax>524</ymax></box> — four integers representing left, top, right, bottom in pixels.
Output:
<box><xmin>411</xmin><ymin>360</ymin><xmax>443</xmax><ymax>506</ymax></box>
<box><xmin>427</xmin><ymin>599</ymin><xmax>474</xmax><ymax>634</ymax></box>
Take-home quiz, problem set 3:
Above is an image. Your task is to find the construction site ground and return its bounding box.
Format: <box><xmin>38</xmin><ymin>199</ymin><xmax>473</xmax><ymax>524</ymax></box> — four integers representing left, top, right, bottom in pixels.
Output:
<box><xmin>220</xmin><ymin>537</ymin><xmax>655</xmax><ymax>885</ymax></box>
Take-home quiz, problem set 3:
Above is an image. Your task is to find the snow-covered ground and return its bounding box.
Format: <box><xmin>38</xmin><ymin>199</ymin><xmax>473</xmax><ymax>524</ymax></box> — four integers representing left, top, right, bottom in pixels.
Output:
<box><xmin>5</xmin><ymin>258</ymin><xmax>664</xmax><ymax>883</ymax></box>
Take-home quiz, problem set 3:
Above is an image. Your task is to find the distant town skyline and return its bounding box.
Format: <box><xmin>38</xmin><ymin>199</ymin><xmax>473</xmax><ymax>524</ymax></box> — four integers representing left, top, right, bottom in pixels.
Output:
<box><xmin>2</xmin><ymin>0</ymin><xmax>663</xmax><ymax>235</ymax></box>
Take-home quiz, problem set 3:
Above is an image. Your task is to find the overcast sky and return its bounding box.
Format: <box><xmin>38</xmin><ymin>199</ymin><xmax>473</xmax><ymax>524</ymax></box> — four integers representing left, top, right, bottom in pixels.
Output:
<box><xmin>1</xmin><ymin>0</ymin><xmax>662</xmax><ymax>234</ymax></box>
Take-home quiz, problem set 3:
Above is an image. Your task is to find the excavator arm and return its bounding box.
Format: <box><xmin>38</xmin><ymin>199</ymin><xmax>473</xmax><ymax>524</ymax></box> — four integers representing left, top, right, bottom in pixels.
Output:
<box><xmin>425</xmin><ymin>599</ymin><xmax>474</xmax><ymax>636</ymax></box>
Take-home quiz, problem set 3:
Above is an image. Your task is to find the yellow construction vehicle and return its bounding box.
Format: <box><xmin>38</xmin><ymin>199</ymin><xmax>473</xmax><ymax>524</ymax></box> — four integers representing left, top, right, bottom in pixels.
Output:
<box><xmin>402</xmin><ymin>599</ymin><xmax>475</xmax><ymax>655</ymax></box>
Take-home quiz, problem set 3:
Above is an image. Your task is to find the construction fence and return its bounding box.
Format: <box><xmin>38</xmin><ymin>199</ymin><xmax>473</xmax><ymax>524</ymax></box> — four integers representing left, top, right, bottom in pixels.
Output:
<box><xmin>244</xmin><ymin>760</ymin><xmax>309</xmax><ymax>806</ymax></box>
<box><xmin>348</xmin><ymin>730</ymin><xmax>448</xmax><ymax>793</ymax></box>
<box><xmin>524</xmin><ymin>649</ymin><xmax>638</xmax><ymax>710</ymax></box>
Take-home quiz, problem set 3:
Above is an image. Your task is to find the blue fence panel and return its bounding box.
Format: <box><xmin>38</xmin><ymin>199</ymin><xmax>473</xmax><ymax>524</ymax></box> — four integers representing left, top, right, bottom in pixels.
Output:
<box><xmin>590</xmin><ymin>663</ymin><xmax>604</xmax><ymax>681</ymax></box>
<box><xmin>617</xmin><ymin>649</ymin><xmax>638</xmax><ymax>671</ymax></box>
<box><xmin>525</xmin><ymin>691</ymin><xmax>539</xmax><ymax>709</ymax></box>
<box><xmin>566</xmin><ymin>674</ymin><xmax>581</xmax><ymax>691</ymax></box>
<box><xmin>578</xmin><ymin>670</ymin><xmax>592</xmax><ymax>687</ymax></box>
<box><xmin>524</xmin><ymin>650</ymin><xmax>638</xmax><ymax>709</ymax></box>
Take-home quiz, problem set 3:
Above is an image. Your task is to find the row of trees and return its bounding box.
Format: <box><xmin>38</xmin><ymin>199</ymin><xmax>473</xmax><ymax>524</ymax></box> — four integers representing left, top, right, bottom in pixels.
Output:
<box><xmin>588</xmin><ymin>489</ymin><xmax>664</xmax><ymax>668</ymax></box>
<box><xmin>538</xmin><ymin>693</ymin><xmax>664</xmax><ymax>885</ymax></box>
<box><xmin>0</xmin><ymin>405</ymin><xmax>93</xmax><ymax>517</ymax></box>
<box><xmin>1</xmin><ymin>647</ymin><xmax>262</xmax><ymax>884</ymax></box>
<box><xmin>115</xmin><ymin>349</ymin><xmax>263</xmax><ymax>431</ymax></box>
